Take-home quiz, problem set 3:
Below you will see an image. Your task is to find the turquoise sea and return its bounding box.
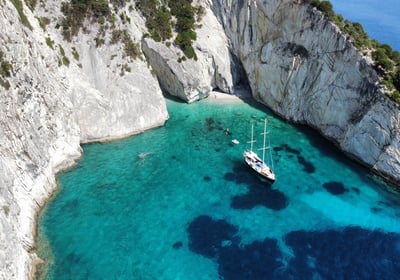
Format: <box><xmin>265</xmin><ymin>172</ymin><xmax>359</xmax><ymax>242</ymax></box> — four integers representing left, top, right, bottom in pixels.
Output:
<box><xmin>38</xmin><ymin>97</ymin><xmax>400</xmax><ymax>279</ymax></box>
<box><xmin>330</xmin><ymin>0</ymin><xmax>400</xmax><ymax>51</ymax></box>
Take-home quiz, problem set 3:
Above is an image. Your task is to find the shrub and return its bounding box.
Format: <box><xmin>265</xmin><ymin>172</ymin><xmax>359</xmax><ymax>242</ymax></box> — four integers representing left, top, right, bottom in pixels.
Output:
<box><xmin>381</xmin><ymin>44</ymin><xmax>393</xmax><ymax>56</ymax></box>
<box><xmin>124</xmin><ymin>37</ymin><xmax>141</xmax><ymax>59</ymax></box>
<box><xmin>138</xmin><ymin>0</ymin><xmax>198</xmax><ymax>59</ymax></box>
<box><xmin>2</xmin><ymin>205</ymin><xmax>10</xmax><ymax>216</ymax></box>
<box><xmin>318</xmin><ymin>1</ymin><xmax>334</xmax><ymax>18</ymax></box>
<box><xmin>110</xmin><ymin>29</ymin><xmax>141</xmax><ymax>59</ymax></box>
<box><xmin>0</xmin><ymin>78</ymin><xmax>11</xmax><ymax>90</ymax></box>
<box><xmin>305</xmin><ymin>0</ymin><xmax>334</xmax><ymax>18</ymax></box>
<box><xmin>391</xmin><ymin>51</ymin><xmax>400</xmax><ymax>66</ymax></box>
<box><xmin>392</xmin><ymin>69</ymin><xmax>400</xmax><ymax>90</ymax></box>
<box><xmin>0</xmin><ymin>51</ymin><xmax>13</xmax><ymax>87</ymax></box>
<box><xmin>37</xmin><ymin>16</ymin><xmax>50</xmax><ymax>31</ymax></box>
<box><xmin>62</xmin><ymin>56</ymin><xmax>70</xmax><ymax>66</ymax></box>
<box><xmin>72</xmin><ymin>47</ymin><xmax>80</xmax><ymax>61</ymax></box>
<box><xmin>303</xmin><ymin>0</ymin><xmax>400</xmax><ymax>99</ymax></box>
<box><xmin>110</xmin><ymin>0</ymin><xmax>125</xmax><ymax>8</ymax></box>
<box><xmin>10</xmin><ymin>0</ymin><xmax>33</xmax><ymax>30</ymax></box>
<box><xmin>0</xmin><ymin>61</ymin><xmax>13</xmax><ymax>78</ymax></box>
<box><xmin>45</xmin><ymin>37</ymin><xmax>54</xmax><ymax>49</ymax></box>
<box><xmin>194</xmin><ymin>5</ymin><xmax>206</xmax><ymax>21</ymax></box>
<box><xmin>138</xmin><ymin>1</ymin><xmax>172</xmax><ymax>42</ymax></box>
<box><xmin>373</xmin><ymin>48</ymin><xmax>394</xmax><ymax>72</ymax></box>
<box><xmin>59</xmin><ymin>45</ymin><xmax>65</xmax><ymax>56</ymax></box>
<box><xmin>25</xmin><ymin>0</ymin><xmax>37</xmax><ymax>11</ymax></box>
<box><xmin>60</xmin><ymin>0</ymin><xmax>111</xmax><ymax>41</ymax></box>
<box><xmin>170</xmin><ymin>0</ymin><xmax>197</xmax><ymax>59</ymax></box>
<box><xmin>111</xmin><ymin>29</ymin><xmax>124</xmax><ymax>44</ymax></box>
<box><xmin>95</xmin><ymin>37</ymin><xmax>105</xmax><ymax>47</ymax></box>
<box><xmin>388</xmin><ymin>90</ymin><xmax>400</xmax><ymax>103</ymax></box>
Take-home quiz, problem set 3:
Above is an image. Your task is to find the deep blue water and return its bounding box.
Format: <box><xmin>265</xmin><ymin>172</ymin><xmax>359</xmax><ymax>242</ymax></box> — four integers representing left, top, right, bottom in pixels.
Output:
<box><xmin>38</xmin><ymin>98</ymin><xmax>400</xmax><ymax>279</ymax></box>
<box><xmin>330</xmin><ymin>0</ymin><xmax>400</xmax><ymax>51</ymax></box>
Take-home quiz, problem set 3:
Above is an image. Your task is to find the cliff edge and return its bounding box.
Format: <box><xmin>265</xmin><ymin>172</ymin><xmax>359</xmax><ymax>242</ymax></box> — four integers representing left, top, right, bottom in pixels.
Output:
<box><xmin>209</xmin><ymin>0</ymin><xmax>400</xmax><ymax>183</ymax></box>
<box><xmin>0</xmin><ymin>1</ymin><xmax>168</xmax><ymax>279</ymax></box>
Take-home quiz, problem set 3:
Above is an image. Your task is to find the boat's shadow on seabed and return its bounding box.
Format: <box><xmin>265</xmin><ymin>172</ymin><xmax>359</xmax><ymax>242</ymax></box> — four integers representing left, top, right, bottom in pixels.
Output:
<box><xmin>224</xmin><ymin>160</ymin><xmax>288</xmax><ymax>211</ymax></box>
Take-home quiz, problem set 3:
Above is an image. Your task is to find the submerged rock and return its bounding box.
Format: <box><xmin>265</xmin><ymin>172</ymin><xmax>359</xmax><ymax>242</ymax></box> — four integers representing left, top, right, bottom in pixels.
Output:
<box><xmin>323</xmin><ymin>181</ymin><xmax>348</xmax><ymax>195</ymax></box>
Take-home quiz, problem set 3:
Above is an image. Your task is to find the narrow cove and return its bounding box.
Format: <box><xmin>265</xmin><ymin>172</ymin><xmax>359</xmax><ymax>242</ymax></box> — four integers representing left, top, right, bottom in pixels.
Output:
<box><xmin>37</xmin><ymin>97</ymin><xmax>400</xmax><ymax>279</ymax></box>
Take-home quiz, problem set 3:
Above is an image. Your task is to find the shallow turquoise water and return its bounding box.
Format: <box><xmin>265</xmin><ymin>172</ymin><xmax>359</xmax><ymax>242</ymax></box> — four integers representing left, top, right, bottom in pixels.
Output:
<box><xmin>38</xmin><ymin>97</ymin><xmax>400</xmax><ymax>279</ymax></box>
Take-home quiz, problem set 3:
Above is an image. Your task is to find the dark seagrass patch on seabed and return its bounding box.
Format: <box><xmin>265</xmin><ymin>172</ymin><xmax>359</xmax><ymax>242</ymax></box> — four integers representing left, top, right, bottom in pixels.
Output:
<box><xmin>172</xmin><ymin>241</ymin><xmax>183</xmax><ymax>249</ymax></box>
<box><xmin>225</xmin><ymin>161</ymin><xmax>288</xmax><ymax>211</ymax></box>
<box><xmin>231</xmin><ymin>184</ymin><xmax>288</xmax><ymax>211</ymax></box>
<box><xmin>187</xmin><ymin>215</ymin><xmax>239</xmax><ymax>258</ymax></box>
<box><xmin>275</xmin><ymin>144</ymin><xmax>315</xmax><ymax>173</ymax></box>
<box><xmin>323</xmin><ymin>181</ymin><xmax>348</xmax><ymax>195</ymax></box>
<box><xmin>203</xmin><ymin>175</ymin><xmax>212</xmax><ymax>182</ymax></box>
<box><xmin>187</xmin><ymin>216</ymin><xmax>400</xmax><ymax>280</ymax></box>
<box><xmin>284</xmin><ymin>227</ymin><xmax>400</xmax><ymax>279</ymax></box>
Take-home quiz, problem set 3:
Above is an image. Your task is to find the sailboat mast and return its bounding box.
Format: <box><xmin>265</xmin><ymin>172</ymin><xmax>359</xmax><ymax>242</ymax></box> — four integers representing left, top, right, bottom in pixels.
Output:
<box><xmin>250</xmin><ymin>124</ymin><xmax>254</xmax><ymax>151</ymax></box>
<box><xmin>268</xmin><ymin>129</ymin><xmax>274</xmax><ymax>169</ymax></box>
<box><xmin>247</xmin><ymin>123</ymin><xmax>256</xmax><ymax>152</ymax></box>
<box><xmin>262</xmin><ymin>119</ymin><xmax>267</xmax><ymax>162</ymax></box>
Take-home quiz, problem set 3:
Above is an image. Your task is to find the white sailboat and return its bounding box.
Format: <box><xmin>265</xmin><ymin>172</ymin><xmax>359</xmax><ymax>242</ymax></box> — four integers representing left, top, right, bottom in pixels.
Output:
<box><xmin>243</xmin><ymin>119</ymin><xmax>276</xmax><ymax>183</ymax></box>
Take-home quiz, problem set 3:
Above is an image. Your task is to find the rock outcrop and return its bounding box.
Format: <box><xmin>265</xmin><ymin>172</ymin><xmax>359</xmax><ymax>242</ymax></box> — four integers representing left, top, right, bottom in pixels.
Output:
<box><xmin>207</xmin><ymin>0</ymin><xmax>400</xmax><ymax>183</ymax></box>
<box><xmin>142</xmin><ymin>5</ymin><xmax>245</xmax><ymax>103</ymax></box>
<box><xmin>1</xmin><ymin>0</ymin><xmax>400</xmax><ymax>279</ymax></box>
<box><xmin>143</xmin><ymin>0</ymin><xmax>400</xmax><ymax>183</ymax></box>
<box><xmin>0</xmin><ymin>1</ymin><xmax>168</xmax><ymax>279</ymax></box>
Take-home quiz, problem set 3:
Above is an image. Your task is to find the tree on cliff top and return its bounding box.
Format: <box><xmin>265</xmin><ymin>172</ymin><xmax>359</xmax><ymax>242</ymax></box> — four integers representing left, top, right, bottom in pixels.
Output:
<box><xmin>303</xmin><ymin>0</ymin><xmax>400</xmax><ymax>103</ymax></box>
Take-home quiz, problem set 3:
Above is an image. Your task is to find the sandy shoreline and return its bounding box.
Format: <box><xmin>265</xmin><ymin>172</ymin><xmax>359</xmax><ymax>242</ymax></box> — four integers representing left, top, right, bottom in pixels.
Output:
<box><xmin>206</xmin><ymin>90</ymin><xmax>253</xmax><ymax>102</ymax></box>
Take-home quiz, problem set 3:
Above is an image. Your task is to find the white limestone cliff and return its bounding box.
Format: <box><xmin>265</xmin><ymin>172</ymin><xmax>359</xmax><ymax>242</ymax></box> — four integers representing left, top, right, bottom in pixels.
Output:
<box><xmin>0</xmin><ymin>1</ymin><xmax>168</xmax><ymax>279</ymax></box>
<box><xmin>142</xmin><ymin>1</ymin><xmax>245</xmax><ymax>103</ymax></box>
<box><xmin>142</xmin><ymin>0</ymin><xmax>400</xmax><ymax>182</ymax></box>
<box><xmin>207</xmin><ymin>0</ymin><xmax>400</xmax><ymax>183</ymax></box>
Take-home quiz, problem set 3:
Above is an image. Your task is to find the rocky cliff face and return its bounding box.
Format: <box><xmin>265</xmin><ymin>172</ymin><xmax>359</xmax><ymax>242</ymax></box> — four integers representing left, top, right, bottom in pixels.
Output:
<box><xmin>0</xmin><ymin>1</ymin><xmax>168</xmax><ymax>279</ymax></box>
<box><xmin>1</xmin><ymin>0</ymin><xmax>400</xmax><ymax>279</ymax></box>
<box><xmin>142</xmin><ymin>4</ymin><xmax>245</xmax><ymax>103</ymax></box>
<box><xmin>208</xmin><ymin>0</ymin><xmax>400</xmax><ymax>183</ymax></box>
<box><xmin>143</xmin><ymin>0</ymin><xmax>400</xmax><ymax>183</ymax></box>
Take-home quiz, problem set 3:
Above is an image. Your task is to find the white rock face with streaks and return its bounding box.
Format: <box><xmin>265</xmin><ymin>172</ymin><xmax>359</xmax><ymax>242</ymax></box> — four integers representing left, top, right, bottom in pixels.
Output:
<box><xmin>209</xmin><ymin>0</ymin><xmax>400</xmax><ymax>182</ymax></box>
<box><xmin>0</xmin><ymin>1</ymin><xmax>168</xmax><ymax>279</ymax></box>
<box><xmin>142</xmin><ymin>2</ymin><xmax>244</xmax><ymax>103</ymax></box>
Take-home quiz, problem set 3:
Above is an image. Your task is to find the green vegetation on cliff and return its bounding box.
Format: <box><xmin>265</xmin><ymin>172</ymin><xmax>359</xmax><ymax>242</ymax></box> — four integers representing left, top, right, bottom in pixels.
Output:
<box><xmin>169</xmin><ymin>0</ymin><xmax>197</xmax><ymax>59</ymax></box>
<box><xmin>304</xmin><ymin>0</ymin><xmax>400</xmax><ymax>103</ymax></box>
<box><xmin>137</xmin><ymin>0</ymin><xmax>201</xmax><ymax>60</ymax></box>
<box><xmin>60</xmin><ymin>0</ymin><xmax>110</xmax><ymax>41</ymax></box>
<box><xmin>10</xmin><ymin>0</ymin><xmax>33</xmax><ymax>30</ymax></box>
<box><xmin>59</xmin><ymin>0</ymin><xmax>200</xmax><ymax>60</ymax></box>
<box><xmin>136</xmin><ymin>0</ymin><xmax>172</xmax><ymax>42</ymax></box>
<box><xmin>0</xmin><ymin>51</ymin><xmax>12</xmax><ymax>89</ymax></box>
<box><xmin>59</xmin><ymin>0</ymin><xmax>140</xmax><ymax>61</ymax></box>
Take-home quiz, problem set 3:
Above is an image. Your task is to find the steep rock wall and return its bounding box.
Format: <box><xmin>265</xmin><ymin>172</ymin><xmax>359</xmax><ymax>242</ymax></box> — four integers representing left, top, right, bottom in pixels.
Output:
<box><xmin>0</xmin><ymin>1</ymin><xmax>168</xmax><ymax>279</ymax></box>
<box><xmin>142</xmin><ymin>1</ymin><xmax>245</xmax><ymax>103</ymax></box>
<box><xmin>209</xmin><ymin>0</ymin><xmax>400</xmax><ymax>184</ymax></box>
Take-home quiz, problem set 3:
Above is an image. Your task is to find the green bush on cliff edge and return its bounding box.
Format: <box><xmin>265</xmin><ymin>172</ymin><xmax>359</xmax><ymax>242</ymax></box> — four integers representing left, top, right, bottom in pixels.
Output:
<box><xmin>137</xmin><ymin>0</ymin><xmax>199</xmax><ymax>60</ymax></box>
<box><xmin>304</xmin><ymin>0</ymin><xmax>400</xmax><ymax>103</ymax></box>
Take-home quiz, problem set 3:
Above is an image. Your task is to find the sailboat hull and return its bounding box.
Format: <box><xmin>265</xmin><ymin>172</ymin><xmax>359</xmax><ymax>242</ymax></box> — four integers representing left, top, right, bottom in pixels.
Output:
<box><xmin>243</xmin><ymin>150</ymin><xmax>276</xmax><ymax>183</ymax></box>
